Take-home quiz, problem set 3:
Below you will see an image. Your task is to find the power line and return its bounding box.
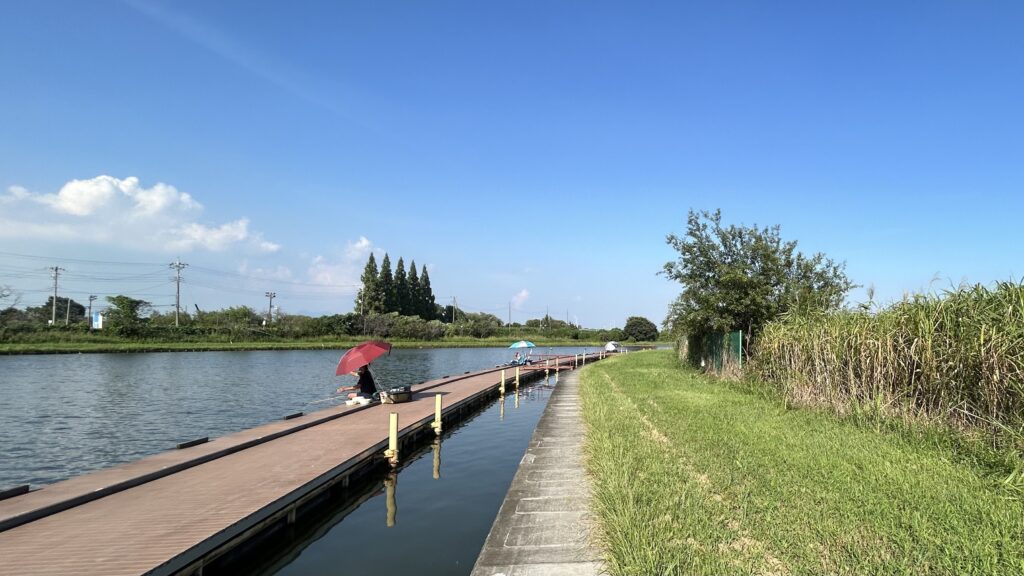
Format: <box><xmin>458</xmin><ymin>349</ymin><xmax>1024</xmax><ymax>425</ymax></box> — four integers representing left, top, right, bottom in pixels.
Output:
<box><xmin>0</xmin><ymin>251</ymin><xmax>159</xmax><ymax>266</ymax></box>
<box><xmin>189</xmin><ymin>265</ymin><xmax>362</xmax><ymax>289</ymax></box>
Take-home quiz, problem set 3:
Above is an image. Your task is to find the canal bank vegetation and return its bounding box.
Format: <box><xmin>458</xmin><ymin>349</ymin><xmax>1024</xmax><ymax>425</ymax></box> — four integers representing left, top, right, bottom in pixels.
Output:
<box><xmin>755</xmin><ymin>281</ymin><xmax>1024</xmax><ymax>451</ymax></box>
<box><xmin>662</xmin><ymin>208</ymin><xmax>1023</xmax><ymax>452</ymax></box>
<box><xmin>581</xmin><ymin>351</ymin><xmax>1024</xmax><ymax>575</ymax></box>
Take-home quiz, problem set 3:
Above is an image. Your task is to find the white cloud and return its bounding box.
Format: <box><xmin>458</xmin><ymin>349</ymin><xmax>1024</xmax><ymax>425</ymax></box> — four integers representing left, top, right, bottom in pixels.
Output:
<box><xmin>34</xmin><ymin>175</ymin><xmax>200</xmax><ymax>217</ymax></box>
<box><xmin>43</xmin><ymin>177</ymin><xmax>118</xmax><ymax>215</ymax></box>
<box><xmin>168</xmin><ymin>219</ymin><xmax>250</xmax><ymax>252</ymax></box>
<box><xmin>511</xmin><ymin>288</ymin><xmax>530</xmax><ymax>309</ymax></box>
<box><xmin>2</xmin><ymin>185</ymin><xmax>30</xmax><ymax>202</ymax></box>
<box><xmin>307</xmin><ymin>237</ymin><xmax>377</xmax><ymax>288</ymax></box>
<box><xmin>238</xmin><ymin>260</ymin><xmax>293</xmax><ymax>281</ymax></box>
<box><xmin>345</xmin><ymin>236</ymin><xmax>372</xmax><ymax>261</ymax></box>
<box><xmin>0</xmin><ymin>176</ymin><xmax>277</xmax><ymax>253</ymax></box>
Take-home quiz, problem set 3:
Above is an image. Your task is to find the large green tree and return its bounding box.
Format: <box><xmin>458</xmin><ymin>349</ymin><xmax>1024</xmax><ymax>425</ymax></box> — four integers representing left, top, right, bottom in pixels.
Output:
<box><xmin>394</xmin><ymin>257</ymin><xmax>409</xmax><ymax>316</ymax></box>
<box><xmin>419</xmin><ymin>265</ymin><xmax>436</xmax><ymax>320</ymax></box>
<box><xmin>407</xmin><ymin>260</ymin><xmax>421</xmax><ymax>317</ymax></box>
<box><xmin>662</xmin><ymin>209</ymin><xmax>854</xmax><ymax>339</ymax></box>
<box><xmin>622</xmin><ymin>316</ymin><xmax>659</xmax><ymax>341</ymax></box>
<box><xmin>26</xmin><ymin>296</ymin><xmax>85</xmax><ymax>325</ymax></box>
<box><xmin>105</xmin><ymin>295</ymin><xmax>151</xmax><ymax>336</ymax></box>
<box><xmin>378</xmin><ymin>253</ymin><xmax>396</xmax><ymax>313</ymax></box>
<box><xmin>355</xmin><ymin>253</ymin><xmax>382</xmax><ymax>314</ymax></box>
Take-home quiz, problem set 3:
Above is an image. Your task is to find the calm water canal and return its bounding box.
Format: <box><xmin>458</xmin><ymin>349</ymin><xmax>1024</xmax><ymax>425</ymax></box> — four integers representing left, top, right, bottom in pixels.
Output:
<box><xmin>0</xmin><ymin>346</ymin><xmax>589</xmax><ymax>489</ymax></box>
<box><xmin>2</xmin><ymin>346</ymin><xmax>589</xmax><ymax>575</ymax></box>
<box><xmin>252</xmin><ymin>383</ymin><xmax>555</xmax><ymax>576</ymax></box>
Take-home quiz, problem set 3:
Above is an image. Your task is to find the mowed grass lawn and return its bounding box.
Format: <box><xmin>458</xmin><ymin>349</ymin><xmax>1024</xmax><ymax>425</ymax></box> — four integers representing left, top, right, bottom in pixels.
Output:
<box><xmin>581</xmin><ymin>350</ymin><xmax>1024</xmax><ymax>575</ymax></box>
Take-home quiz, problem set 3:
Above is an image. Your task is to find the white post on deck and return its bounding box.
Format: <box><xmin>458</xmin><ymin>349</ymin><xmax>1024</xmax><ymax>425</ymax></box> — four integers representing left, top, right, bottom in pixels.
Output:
<box><xmin>386</xmin><ymin>412</ymin><xmax>399</xmax><ymax>467</ymax></box>
<box><xmin>432</xmin><ymin>394</ymin><xmax>443</xmax><ymax>435</ymax></box>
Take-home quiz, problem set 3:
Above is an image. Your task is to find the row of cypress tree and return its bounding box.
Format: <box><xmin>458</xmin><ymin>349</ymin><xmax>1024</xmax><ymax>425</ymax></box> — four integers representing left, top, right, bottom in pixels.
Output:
<box><xmin>354</xmin><ymin>254</ymin><xmax>438</xmax><ymax>319</ymax></box>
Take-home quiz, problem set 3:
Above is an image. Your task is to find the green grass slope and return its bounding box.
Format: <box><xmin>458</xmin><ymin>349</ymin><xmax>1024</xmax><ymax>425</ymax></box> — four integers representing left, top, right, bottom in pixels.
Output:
<box><xmin>581</xmin><ymin>350</ymin><xmax>1024</xmax><ymax>575</ymax></box>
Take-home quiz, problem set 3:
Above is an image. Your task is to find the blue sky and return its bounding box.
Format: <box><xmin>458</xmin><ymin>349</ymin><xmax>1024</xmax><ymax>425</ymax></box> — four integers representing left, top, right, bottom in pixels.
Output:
<box><xmin>1</xmin><ymin>1</ymin><xmax>1022</xmax><ymax>328</ymax></box>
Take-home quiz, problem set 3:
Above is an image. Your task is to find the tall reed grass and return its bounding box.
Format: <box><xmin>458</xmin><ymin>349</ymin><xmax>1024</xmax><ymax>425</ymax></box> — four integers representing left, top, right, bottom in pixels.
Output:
<box><xmin>754</xmin><ymin>281</ymin><xmax>1024</xmax><ymax>447</ymax></box>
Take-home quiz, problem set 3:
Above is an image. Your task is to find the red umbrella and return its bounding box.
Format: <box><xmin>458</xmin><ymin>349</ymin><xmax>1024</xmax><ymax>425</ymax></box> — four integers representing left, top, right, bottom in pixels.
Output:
<box><xmin>335</xmin><ymin>340</ymin><xmax>392</xmax><ymax>375</ymax></box>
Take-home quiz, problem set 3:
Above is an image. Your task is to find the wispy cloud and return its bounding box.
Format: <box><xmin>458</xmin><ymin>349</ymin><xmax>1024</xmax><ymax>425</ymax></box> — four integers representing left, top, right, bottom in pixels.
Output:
<box><xmin>124</xmin><ymin>0</ymin><xmax>346</xmax><ymax>117</ymax></box>
<box><xmin>511</xmin><ymin>288</ymin><xmax>530</xmax><ymax>309</ymax></box>
<box><xmin>307</xmin><ymin>236</ymin><xmax>375</xmax><ymax>288</ymax></box>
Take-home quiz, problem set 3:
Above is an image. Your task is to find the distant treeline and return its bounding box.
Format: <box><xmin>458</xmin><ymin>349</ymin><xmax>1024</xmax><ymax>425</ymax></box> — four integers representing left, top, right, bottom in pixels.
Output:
<box><xmin>1</xmin><ymin>253</ymin><xmax>662</xmax><ymax>343</ymax></box>
<box><xmin>0</xmin><ymin>294</ymin><xmax>658</xmax><ymax>344</ymax></box>
<box><xmin>0</xmin><ymin>308</ymin><xmax>633</xmax><ymax>344</ymax></box>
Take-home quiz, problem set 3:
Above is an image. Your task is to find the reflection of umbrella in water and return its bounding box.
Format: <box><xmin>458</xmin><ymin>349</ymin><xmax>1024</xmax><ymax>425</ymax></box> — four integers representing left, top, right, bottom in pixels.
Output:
<box><xmin>335</xmin><ymin>340</ymin><xmax>392</xmax><ymax>375</ymax></box>
<box><xmin>508</xmin><ymin>340</ymin><xmax>536</xmax><ymax>349</ymax></box>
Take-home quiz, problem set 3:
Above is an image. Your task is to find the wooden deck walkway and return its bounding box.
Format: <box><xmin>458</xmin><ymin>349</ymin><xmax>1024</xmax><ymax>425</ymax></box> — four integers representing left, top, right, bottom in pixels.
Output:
<box><xmin>0</xmin><ymin>354</ymin><xmax>599</xmax><ymax>576</ymax></box>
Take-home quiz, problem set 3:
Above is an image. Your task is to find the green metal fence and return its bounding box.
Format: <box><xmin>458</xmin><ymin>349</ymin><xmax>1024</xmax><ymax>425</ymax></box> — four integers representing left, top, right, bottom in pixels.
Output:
<box><xmin>682</xmin><ymin>330</ymin><xmax>743</xmax><ymax>371</ymax></box>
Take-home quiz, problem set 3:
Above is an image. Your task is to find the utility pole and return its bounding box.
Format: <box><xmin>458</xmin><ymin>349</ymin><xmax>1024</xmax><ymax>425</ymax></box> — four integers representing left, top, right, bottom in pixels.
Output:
<box><xmin>49</xmin><ymin>266</ymin><xmax>65</xmax><ymax>326</ymax></box>
<box><xmin>88</xmin><ymin>295</ymin><xmax>97</xmax><ymax>331</ymax></box>
<box><xmin>265</xmin><ymin>291</ymin><xmax>276</xmax><ymax>324</ymax></box>
<box><xmin>169</xmin><ymin>259</ymin><xmax>188</xmax><ymax>327</ymax></box>
<box><xmin>360</xmin><ymin>300</ymin><xmax>365</xmax><ymax>335</ymax></box>
<box><xmin>65</xmin><ymin>296</ymin><xmax>71</xmax><ymax>325</ymax></box>
<box><xmin>452</xmin><ymin>296</ymin><xmax>460</xmax><ymax>335</ymax></box>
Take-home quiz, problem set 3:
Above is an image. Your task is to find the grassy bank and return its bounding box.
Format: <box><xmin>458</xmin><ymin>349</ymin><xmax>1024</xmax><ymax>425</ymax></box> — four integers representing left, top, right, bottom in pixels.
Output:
<box><xmin>581</xmin><ymin>350</ymin><xmax>1024</xmax><ymax>575</ymax></box>
<box><xmin>0</xmin><ymin>337</ymin><xmax>620</xmax><ymax>355</ymax></box>
<box><xmin>755</xmin><ymin>282</ymin><xmax>1024</xmax><ymax>446</ymax></box>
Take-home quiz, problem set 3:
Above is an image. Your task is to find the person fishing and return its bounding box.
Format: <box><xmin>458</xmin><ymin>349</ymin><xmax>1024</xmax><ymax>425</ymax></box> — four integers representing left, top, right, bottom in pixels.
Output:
<box><xmin>338</xmin><ymin>364</ymin><xmax>377</xmax><ymax>400</ymax></box>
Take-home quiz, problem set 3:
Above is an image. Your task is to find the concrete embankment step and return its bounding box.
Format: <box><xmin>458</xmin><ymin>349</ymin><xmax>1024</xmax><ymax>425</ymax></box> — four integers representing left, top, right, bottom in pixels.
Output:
<box><xmin>472</xmin><ymin>369</ymin><xmax>605</xmax><ymax>576</ymax></box>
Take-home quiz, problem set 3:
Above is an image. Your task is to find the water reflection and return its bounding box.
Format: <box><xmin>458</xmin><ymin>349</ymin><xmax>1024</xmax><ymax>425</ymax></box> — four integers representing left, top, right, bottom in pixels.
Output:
<box><xmin>246</xmin><ymin>380</ymin><xmax>554</xmax><ymax>576</ymax></box>
<box><xmin>432</xmin><ymin>438</ymin><xmax>442</xmax><ymax>480</ymax></box>
<box><xmin>384</xmin><ymin>471</ymin><xmax>398</xmax><ymax>528</ymax></box>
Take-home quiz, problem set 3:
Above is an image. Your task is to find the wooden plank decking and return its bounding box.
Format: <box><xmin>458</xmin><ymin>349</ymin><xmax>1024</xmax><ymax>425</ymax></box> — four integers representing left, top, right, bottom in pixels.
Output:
<box><xmin>0</xmin><ymin>355</ymin><xmax>596</xmax><ymax>576</ymax></box>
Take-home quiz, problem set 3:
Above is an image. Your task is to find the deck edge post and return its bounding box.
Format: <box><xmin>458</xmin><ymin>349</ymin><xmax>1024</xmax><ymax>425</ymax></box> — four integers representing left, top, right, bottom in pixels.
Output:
<box><xmin>432</xmin><ymin>394</ymin><xmax>443</xmax><ymax>435</ymax></box>
<box><xmin>386</xmin><ymin>412</ymin><xmax>399</xmax><ymax>467</ymax></box>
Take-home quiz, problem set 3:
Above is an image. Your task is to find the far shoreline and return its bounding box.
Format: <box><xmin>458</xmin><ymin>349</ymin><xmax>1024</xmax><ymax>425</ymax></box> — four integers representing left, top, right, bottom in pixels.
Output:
<box><xmin>0</xmin><ymin>339</ymin><xmax>662</xmax><ymax>356</ymax></box>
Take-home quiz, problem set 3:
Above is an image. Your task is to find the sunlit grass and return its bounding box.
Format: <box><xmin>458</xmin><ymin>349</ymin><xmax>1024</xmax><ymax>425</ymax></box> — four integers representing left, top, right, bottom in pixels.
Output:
<box><xmin>581</xmin><ymin>350</ymin><xmax>1024</xmax><ymax>575</ymax></box>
